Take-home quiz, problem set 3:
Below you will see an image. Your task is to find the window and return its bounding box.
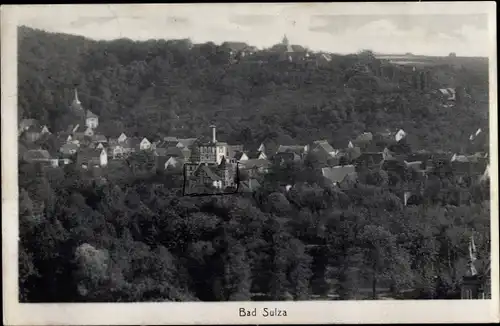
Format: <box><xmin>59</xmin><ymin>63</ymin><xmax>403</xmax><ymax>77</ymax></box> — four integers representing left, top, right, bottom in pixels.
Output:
<box><xmin>463</xmin><ymin>288</ymin><xmax>473</xmax><ymax>299</ymax></box>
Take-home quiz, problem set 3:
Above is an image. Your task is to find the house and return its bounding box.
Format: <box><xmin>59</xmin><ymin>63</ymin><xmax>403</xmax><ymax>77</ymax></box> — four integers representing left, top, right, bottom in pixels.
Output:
<box><xmin>155</xmin><ymin>146</ymin><xmax>191</xmax><ymax>170</ymax></box>
<box><xmin>117</xmin><ymin>133</ymin><xmax>128</xmax><ymax>143</ymax></box>
<box><xmin>176</xmin><ymin>138</ymin><xmax>198</xmax><ymax>149</ymax></box>
<box><xmin>188</xmin><ymin>164</ymin><xmax>223</xmax><ymax>191</ymax></box>
<box><xmin>18</xmin><ymin>118</ymin><xmax>39</xmax><ymax>135</ymax></box>
<box><xmin>460</xmin><ymin>236</ymin><xmax>491</xmax><ymax>299</ymax></box>
<box><xmin>404</xmin><ymin>160</ymin><xmax>430</xmax><ymax>180</ymax></box>
<box><xmin>345</xmin><ymin>146</ymin><xmax>362</xmax><ymax>161</ymax></box>
<box><xmin>308</xmin><ymin>140</ymin><xmax>340</xmax><ymax>160</ymax></box>
<box><xmin>403</xmin><ymin>190</ymin><xmax>423</xmax><ymax>206</ymax></box>
<box><xmin>395</xmin><ymin>129</ymin><xmax>407</xmax><ymax>142</ymax></box>
<box><xmin>321</xmin><ymin>165</ymin><xmax>357</xmax><ymax>186</ymax></box>
<box><xmin>164</xmin><ymin>156</ymin><xmax>185</xmax><ymax>170</ymax></box>
<box><xmin>84</xmin><ymin>126</ymin><xmax>94</xmax><ymax>137</ymax></box>
<box><xmin>122</xmin><ymin>138</ymin><xmax>140</xmax><ymax>154</ymax></box>
<box><xmin>85</xmin><ymin>110</ymin><xmax>99</xmax><ymax>129</ymax></box>
<box><xmin>451</xmin><ymin>153</ymin><xmax>475</xmax><ymax>163</ymax></box>
<box><xmin>220</xmin><ymin>42</ymin><xmax>257</xmax><ymax>59</ymax></box>
<box><xmin>227</xmin><ymin>144</ymin><xmax>244</xmax><ymax>159</ymax></box>
<box><xmin>60</xmin><ymin>143</ymin><xmax>79</xmax><ymax>157</ymax></box>
<box><xmin>139</xmin><ymin>137</ymin><xmax>152</xmax><ymax>151</ymax></box>
<box><xmin>107</xmin><ymin>139</ymin><xmax>125</xmax><ymax>159</ymax></box>
<box><xmin>480</xmin><ymin>164</ymin><xmax>490</xmax><ymax>182</ymax></box>
<box><xmin>232</xmin><ymin>151</ymin><xmax>249</xmax><ymax>162</ymax></box>
<box><xmin>77</xmin><ymin>148</ymin><xmax>108</xmax><ymax>168</ymax></box>
<box><xmin>349</xmin><ymin>132</ymin><xmax>373</xmax><ymax>150</ymax></box>
<box><xmin>315</xmin><ymin>53</ymin><xmax>333</xmax><ymax>67</ymax></box>
<box><xmin>190</xmin><ymin>126</ymin><xmax>228</xmax><ymax>165</ymax></box>
<box><xmin>91</xmin><ymin>134</ymin><xmax>107</xmax><ymax>145</ymax></box>
<box><xmin>23</xmin><ymin>125</ymin><xmax>51</xmax><ymax>143</ymax></box>
<box><xmin>155</xmin><ymin>139</ymin><xmax>179</xmax><ymax>152</ymax></box>
<box><xmin>276</xmin><ymin>145</ymin><xmax>307</xmax><ymax>156</ymax></box>
<box><xmin>246</xmin><ymin>150</ymin><xmax>267</xmax><ymax>160</ymax></box>
<box><xmin>438</xmin><ymin>88</ymin><xmax>456</xmax><ymax>101</ymax></box>
<box><xmin>239</xmin><ymin>159</ymin><xmax>271</xmax><ymax>177</ymax></box>
<box><xmin>186</xmin><ymin>158</ymin><xmax>237</xmax><ymax>193</ymax></box>
<box><xmin>274</xmin><ymin>151</ymin><xmax>301</xmax><ymax>164</ymax></box>
<box><xmin>272</xmin><ymin>35</ymin><xmax>308</xmax><ymax>62</ymax></box>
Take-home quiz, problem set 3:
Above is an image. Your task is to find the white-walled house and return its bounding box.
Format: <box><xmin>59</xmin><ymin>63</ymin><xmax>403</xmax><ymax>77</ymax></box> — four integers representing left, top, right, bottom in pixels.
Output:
<box><xmin>140</xmin><ymin>137</ymin><xmax>152</xmax><ymax>150</ymax></box>
<box><xmin>395</xmin><ymin>129</ymin><xmax>407</xmax><ymax>142</ymax></box>
<box><xmin>117</xmin><ymin>133</ymin><xmax>127</xmax><ymax>143</ymax></box>
<box><xmin>86</xmin><ymin>110</ymin><xmax>99</xmax><ymax>129</ymax></box>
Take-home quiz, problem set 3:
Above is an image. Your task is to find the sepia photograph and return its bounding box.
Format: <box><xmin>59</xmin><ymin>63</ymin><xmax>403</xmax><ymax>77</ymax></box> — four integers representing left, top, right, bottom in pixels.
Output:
<box><xmin>2</xmin><ymin>2</ymin><xmax>498</xmax><ymax>325</ymax></box>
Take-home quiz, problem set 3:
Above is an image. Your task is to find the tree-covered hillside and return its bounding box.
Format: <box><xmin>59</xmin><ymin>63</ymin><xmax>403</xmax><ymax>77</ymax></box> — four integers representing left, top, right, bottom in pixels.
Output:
<box><xmin>18</xmin><ymin>26</ymin><xmax>489</xmax><ymax>151</ymax></box>
<box><xmin>17</xmin><ymin>26</ymin><xmax>492</xmax><ymax>303</ymax></box>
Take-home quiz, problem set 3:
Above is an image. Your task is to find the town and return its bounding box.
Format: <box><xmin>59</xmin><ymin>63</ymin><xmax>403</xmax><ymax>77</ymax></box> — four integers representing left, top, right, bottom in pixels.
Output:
<box><xmin>17</xmin><ymin>26</ymin><xmax>491</xmax><ymax>303</ymax></box>
<box><xmin>19</xmin><ymin>84</ymin><xmax>489</xmax><ymax>198</ymax></box>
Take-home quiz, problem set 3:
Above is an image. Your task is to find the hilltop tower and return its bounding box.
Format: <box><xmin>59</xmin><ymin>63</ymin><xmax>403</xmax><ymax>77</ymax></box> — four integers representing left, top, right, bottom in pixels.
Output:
<box><xmin>281</xmin><ymin>34</ymin><xmax>289</xmax><ymax>46</ymax></box>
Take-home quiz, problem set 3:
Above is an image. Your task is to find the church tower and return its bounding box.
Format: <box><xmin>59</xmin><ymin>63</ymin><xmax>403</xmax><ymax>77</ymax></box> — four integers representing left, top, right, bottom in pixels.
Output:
<box><xmin>281</xmin><ymin>34</ymin><xmax>289</xmax><ymax>46</ymax></box>
<box><xmin>71</xmin><ymin>88</ymin><xmax>83</xmax><ymax>112</ymax></box>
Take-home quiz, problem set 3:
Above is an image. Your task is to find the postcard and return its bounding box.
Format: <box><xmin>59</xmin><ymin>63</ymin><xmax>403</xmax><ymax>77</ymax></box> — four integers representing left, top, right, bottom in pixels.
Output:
<box><xmin>2</xmin><ymin>2</ymin><xmax>498</xmax><ymax>325</ymax></box>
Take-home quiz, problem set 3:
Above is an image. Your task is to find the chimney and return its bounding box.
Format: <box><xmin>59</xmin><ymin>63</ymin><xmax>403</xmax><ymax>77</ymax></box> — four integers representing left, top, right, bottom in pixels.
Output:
<box><xmin>210</xmin><ymin>125</ymin><xmax>217</xmax><ymax>143</ymax></box>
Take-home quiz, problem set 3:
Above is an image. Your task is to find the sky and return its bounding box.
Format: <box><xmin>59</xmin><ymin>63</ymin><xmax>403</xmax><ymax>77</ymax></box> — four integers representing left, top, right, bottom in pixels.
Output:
<box><xmin>12</xmin><ymin>3</ymin><xmax>495</xmax><ymax>57</ymax></box>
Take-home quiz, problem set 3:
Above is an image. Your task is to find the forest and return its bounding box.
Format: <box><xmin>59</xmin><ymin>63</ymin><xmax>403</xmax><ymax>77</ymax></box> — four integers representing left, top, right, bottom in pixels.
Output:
<box><xmin>18</xmin><ymin>26</ymin><xmax>491</xmax><ymax>302</ymax></box>
<box><xmin>18</xmin><ymin>26</ymin><xmax>489</xmax><ymax>151</ymax></box>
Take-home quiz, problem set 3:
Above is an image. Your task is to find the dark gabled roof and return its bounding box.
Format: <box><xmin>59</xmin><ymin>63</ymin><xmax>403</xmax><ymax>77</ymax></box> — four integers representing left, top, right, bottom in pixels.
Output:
<box><xmin>60</xmin><ymin>143</ymin><xmax>79</xmax><ymax>154</ymax></box>
<box><xmin>177</xmin><ymin>138</ymin><xmax>198</xmax><ymax>148</ymax></box>
<box><xmin>233</xmin><ymin>151</ymin><xmax>247</xmax><ymax>160</ymax></box>
<box><xmin>355</xmin><ymin>132</ymin><xmax>373</xmax><ymax>142</ymax></box>
<box><xmin>165</xmin><ymin>156</ymin><xmax>185</xmax><ymax>168</ymax></box>
<box><xmin>156</xmin><ymin>146</ymin><xmax>184</xmax><ymax>158</ymax></box>
<box><xmin>78</xmin><ymin>148</ymin><xmax>104</xmax><ymax>161</ymax></box>
<box><xmin>193</xmin><ymin>164</ymin><xmax>221</xmax><ymax>181</ymax></box>
<box><xmin>219</xmin><ymin>156</ymin><xmax>228</xmax><ymax>169</ymax></box>
<box><xmin>313</xmin><ymin>140</ymin><xmax>336</xmax><ymax>154</ymax></box>
<box><xmin>23</xmin><ymin>149</ymin><xmax>51</xmax><ymax>161</ymax></box>
<box><xmin>91</xmin><ymin>134</ymin><xmax>107</xmax><ymax>143</ymax></box>
<box><xmin>163</xmin><ymin>136</ymin><xmax>179</xmax><ymax>142</ymax></box>
<box><xmin>86</xmin><ymin>110</ymin><xmax>98</xmax><ymax>119</ymax></box>
<box><xmin>346</xmin><ymin>146</ymin><xmax>362</xmax><ymax>160</ymax></box>
<box><xmin>240</xmin><ymin>159</ymin><xmax>271</xmax><ymax>170</ymax></box>
<box><xmin>277</xmin><ymin>145</ymin><xmax>306</xmax><ymax>155</ymax></box>
<box><xmin>405</xmin><ymin>160</ymin><xmax>424</xmax><ymax>171</ymax></box>
<box><xmin>247</xmin><ymin>150</ymin><xmax>266</xmax><ymax>159</ymax></box>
